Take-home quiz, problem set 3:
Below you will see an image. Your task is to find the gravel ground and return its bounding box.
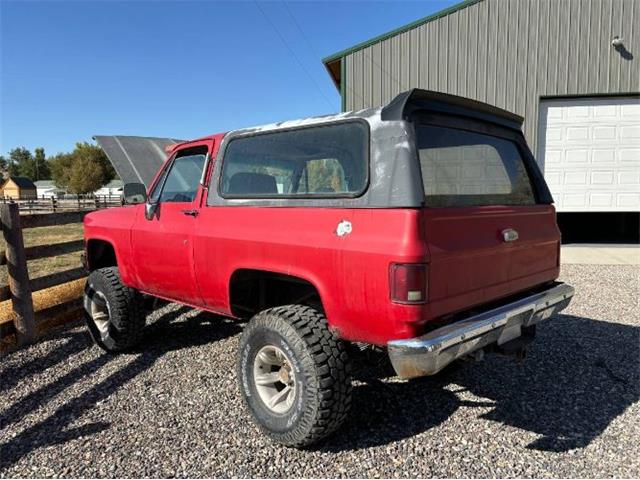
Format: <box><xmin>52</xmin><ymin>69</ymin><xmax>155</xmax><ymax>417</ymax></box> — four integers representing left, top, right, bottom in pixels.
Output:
<box><xmin>1</xmin><ymin>264</ymin><xmax>638</xmax><ymax>478</ymax></box>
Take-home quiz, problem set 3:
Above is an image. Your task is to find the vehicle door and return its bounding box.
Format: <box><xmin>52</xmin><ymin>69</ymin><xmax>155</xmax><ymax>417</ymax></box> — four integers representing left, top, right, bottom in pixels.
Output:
<box><xmin>130</xmin><ymin>142</ymin><xmax>211</xmax><ymax>304</ymax></box>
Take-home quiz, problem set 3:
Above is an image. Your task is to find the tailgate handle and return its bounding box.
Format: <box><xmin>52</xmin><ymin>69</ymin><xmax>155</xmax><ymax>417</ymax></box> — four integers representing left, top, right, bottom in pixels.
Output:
<box><xmin>502</xmin><ymin>228</ymin><xmax>519</xmax><ymax>242</ymax></box>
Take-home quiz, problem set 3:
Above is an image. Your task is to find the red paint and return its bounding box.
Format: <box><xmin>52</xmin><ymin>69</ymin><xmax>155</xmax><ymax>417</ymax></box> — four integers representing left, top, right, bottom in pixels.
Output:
<box><xmin>129</xmin><ymin>138</ymin><xmax>215</xmax><ymax>305</ymax></box>
<box><xmin>84</xmin><ymin>134</ymin><xmax>560</xmax><ymax>346</ymax></box>
<box><xmin>420</xmin><ymin>205</ymin><xmax>560</xmax><ymax>321</ymax></box>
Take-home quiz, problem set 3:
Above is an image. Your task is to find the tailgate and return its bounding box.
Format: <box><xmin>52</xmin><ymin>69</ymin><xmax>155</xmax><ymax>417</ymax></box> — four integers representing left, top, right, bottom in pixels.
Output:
<box><xmin>423</xmin><ymin>205</ymin><xmax>560</xmax><ymax>317</ymax></box>
<box><xmin>415</xmin><ymin>119</ymin><xmax>560</xmax><ymax>318</ymax></box>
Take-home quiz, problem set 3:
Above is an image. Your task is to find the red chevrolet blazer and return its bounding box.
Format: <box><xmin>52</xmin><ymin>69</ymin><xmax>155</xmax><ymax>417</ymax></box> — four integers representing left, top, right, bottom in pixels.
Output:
<box><xmin>83</xmin><ymin>89</ymin><xmax>574</xmax><ymax>447</ymax></box>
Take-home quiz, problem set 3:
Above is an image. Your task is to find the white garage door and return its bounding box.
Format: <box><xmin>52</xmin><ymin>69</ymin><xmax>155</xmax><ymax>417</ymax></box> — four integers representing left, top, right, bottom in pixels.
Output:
<box><xmin>538</xmin><ymin>97</ymin><xmax>640</xmax><ymax>212</ymax></box>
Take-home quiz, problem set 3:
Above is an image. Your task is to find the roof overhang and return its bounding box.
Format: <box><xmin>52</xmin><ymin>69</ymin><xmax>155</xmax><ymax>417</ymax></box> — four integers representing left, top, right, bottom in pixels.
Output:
<box><xmin>322</xmin><ymin>0</ymin><xmax>484</xmax><ymax>89</ymax></box>
<box><xmin>323</xmin><ymin>58</ymin><xmax>342</xmax><ymax>90</ymax></box>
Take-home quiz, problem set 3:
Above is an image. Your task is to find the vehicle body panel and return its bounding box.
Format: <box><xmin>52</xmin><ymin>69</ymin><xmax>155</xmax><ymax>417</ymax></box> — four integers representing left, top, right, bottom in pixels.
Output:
<box><xmin>128</xmin><ymin>138</ymin><xmax>215</xmax><ymax>304</ymax></box>
<box><xmin>193</xmin><ymin>207</ymin><xmax>427</xmax><ymax>344</ymax></box>
<box><xmin>130</xmin><ymin>203</ymin><xmax>203</xmax><ymax>303</ymax></box>
<box><xmin>84</xmin><ymin>206</ymin><xmax>138</xmax><ymax>285</ymax></box>
<box><xmin>84</xmin><ymin>90</ymin><xmax>564</xmax><ymax>347</ymax></box>
<box><xmin>422</xmin><ymin>205</ymin><xmax>560</xmax><ymax>320</ymax></box>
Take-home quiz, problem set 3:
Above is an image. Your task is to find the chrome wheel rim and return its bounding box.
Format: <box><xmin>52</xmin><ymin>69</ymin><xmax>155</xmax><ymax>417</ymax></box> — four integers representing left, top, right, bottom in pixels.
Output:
<box><xmin>90</xmin><ymin>291</ymin><xmax>111</xmax><ymax>341</ymax></box>
<box><xmin>253</xmin><ymin>345</ymin><xmax>296</xmax><ymax>413</ymax></box>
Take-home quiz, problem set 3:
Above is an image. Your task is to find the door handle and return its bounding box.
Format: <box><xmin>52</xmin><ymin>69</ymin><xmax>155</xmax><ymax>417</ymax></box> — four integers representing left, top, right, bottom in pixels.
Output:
<box><xmin>181</xmin><ymin>209</ymin><xmax>199</xmax><ymax>217</ymax></box>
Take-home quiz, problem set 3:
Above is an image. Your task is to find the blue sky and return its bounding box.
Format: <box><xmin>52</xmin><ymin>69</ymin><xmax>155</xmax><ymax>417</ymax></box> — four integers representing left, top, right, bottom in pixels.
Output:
<box><xmin>1</xmin><ymin>0</ymin><xmax>457</xmax><ymax>156</ymax></box>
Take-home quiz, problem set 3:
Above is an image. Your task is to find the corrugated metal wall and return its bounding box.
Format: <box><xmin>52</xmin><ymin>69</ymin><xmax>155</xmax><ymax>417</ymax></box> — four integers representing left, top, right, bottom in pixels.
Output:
<box><xmin>343</xmin><ymin>0</ymin><xmax>640</xmax><ymax>153</ymax></box>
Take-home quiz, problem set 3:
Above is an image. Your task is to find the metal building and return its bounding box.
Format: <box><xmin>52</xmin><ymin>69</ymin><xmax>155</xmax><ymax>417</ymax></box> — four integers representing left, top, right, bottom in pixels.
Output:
<box><xmin>323</xmin><ymin>0</ymin><xmax>639</xmax><ymax>232</ymax></box>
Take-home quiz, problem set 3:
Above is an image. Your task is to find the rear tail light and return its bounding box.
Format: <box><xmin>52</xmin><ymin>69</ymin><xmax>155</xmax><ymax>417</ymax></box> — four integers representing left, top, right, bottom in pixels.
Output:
<box><xmin>390</xmin><ymin>263</ymin><xmax>428</xmax><ymax>304</ymax></box>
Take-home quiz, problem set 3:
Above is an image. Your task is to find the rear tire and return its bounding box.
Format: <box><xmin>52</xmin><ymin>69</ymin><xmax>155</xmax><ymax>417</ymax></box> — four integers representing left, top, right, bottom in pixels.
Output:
<box><xmin>237</xmin><ymin>304</ymin><xmax>352</xmax><ymax>447</ymax></box>
<box><xmin>84</xmin><ymin>267</ymin><xmax>145</xmax><ymax>352</ymax></box>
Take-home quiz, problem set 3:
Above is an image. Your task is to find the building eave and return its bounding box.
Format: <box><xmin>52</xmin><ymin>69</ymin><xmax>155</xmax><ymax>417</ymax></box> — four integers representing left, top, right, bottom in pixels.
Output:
<box><xmin>322</xmin><ymin>0</ymin><xmax>484</xmax><ymax>88</ymax></box>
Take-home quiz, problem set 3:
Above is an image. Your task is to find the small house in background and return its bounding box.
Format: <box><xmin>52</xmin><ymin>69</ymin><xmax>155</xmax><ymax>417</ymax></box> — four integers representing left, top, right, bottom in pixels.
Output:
<box><xmin>35</xmin><ymin>180</ymin><xmax>66</xmax><ymax>199</ymax></box>
<box><xmin>33</xmin><ymin>179</ymin><xmax>123</xmax><ymax>199</ymax></box>
<box><xmin>1</xmin><ymin>176</ymin><xmax>37</xmax><ymax>200</ymax></box>
<box><xmin>94</xmin><ymin>179</ymin><xmax>124</xmax><ymax>198</ymax></box>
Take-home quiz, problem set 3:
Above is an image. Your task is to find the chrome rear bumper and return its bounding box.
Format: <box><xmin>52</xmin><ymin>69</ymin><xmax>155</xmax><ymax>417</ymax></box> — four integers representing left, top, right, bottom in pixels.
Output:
<box><xmin>388</xmin><ymin>282</ymin><xmax>575</xmax><ymax>378</ymax></box>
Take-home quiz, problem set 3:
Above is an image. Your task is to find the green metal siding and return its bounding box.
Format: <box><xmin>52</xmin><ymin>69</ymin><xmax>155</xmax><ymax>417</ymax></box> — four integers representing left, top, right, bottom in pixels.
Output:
<box><xmin>339</xmin><ymin>0</ymin><xmax>640</xmax><ymax>154</ymax></box>
<box><xmin>322</xmin><ymin>0</ymin><xmax>484</xmax><ymax>63</ymax></box>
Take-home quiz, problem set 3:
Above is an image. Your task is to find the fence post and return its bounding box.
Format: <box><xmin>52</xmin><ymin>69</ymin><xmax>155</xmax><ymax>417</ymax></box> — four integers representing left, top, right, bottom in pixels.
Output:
<box><xmin>0</xmin><ymin>203</ymin><xmax>36</xmax><ymax>345</ymax></box>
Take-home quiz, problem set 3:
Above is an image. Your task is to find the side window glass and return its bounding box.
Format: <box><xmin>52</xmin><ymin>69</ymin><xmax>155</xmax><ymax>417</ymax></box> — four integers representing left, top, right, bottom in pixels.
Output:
<box><xmin>218</xmin><ymin>121</ymin><xmax>368</xmax><ymax>198</ymax></box>
<box><xmin>149</xmin><ymin>163</ymin><xmax>171</xmax><ymax>203</ymax></box>
<box><xmin>157</xmin><ymin>148</ymin><xmax>207</xmax><ymax>203</ymax></box>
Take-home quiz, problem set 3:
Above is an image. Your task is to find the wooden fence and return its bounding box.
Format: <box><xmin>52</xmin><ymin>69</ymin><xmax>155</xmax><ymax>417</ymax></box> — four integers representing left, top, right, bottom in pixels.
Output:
<box><xmin>0</xmin><ymin>196</ymin><xmax>122</xmax><ymax>215</ymax></box>
<box><xmin>0</xmin><ymin>204</ymin><xmax>91</xmax><ymax>349</ymax></box>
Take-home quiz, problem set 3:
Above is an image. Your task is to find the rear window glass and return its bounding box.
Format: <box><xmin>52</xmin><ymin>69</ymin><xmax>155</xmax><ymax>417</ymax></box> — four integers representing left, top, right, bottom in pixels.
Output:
<box><xmin>219</xmin><ymin>122</ymin><xmax>368</xmax><ymax>198</ymax></box>
<box><xmin>417</xmin><ymin>125</ymin><xmax>536</xmax><ymax>207</ymax></box>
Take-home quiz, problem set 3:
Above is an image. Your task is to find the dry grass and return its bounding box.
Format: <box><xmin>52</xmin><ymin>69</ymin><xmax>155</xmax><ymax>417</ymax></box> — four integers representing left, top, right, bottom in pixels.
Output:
<box><xmin>0</xmin><ymin>223</ymin><xmax>85</xmax><ymax>324</ymax></box>
<box><xmin>0</xmin><ymin>223</ymin><xmax>84</xmax><ymax>286</ymax></box>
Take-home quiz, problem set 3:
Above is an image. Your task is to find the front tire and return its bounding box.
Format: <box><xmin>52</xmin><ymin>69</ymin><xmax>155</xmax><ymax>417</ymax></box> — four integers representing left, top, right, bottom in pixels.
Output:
<box><xmin>84</xmin><ymin>266</ymin><xmax>145</xmax><ymax>352</ymax></box>
<box><xmin>237</xmin><ymin>305</ymin><xmax>352</xmax><ymax>447</ymax></box>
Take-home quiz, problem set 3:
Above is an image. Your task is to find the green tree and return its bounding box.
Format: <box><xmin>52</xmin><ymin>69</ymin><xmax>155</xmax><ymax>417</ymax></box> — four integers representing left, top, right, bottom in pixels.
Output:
<box><xmin>32</xmin><ymin>147</ymin><xmax>51</xmax><ymax>181</ymax></box>
<box><xmin>4</xmin><ymin>146</ymin><xmax>51</xmax><ymax>180</ymax></box>
<box><xmin>68</xmin><ymin>156</ymin><xmax>105</xmax><ymax>194</ymax></box>
<box><xmin>8</xmin><ymin>147</ymin><xmax>32</xmax><ymax>177</ymax></box>
<box><xmin>0</xmin><ymin>155</ymin><xmax>7</xmax><ymax>181</ymax></box>
<box><xmin>49</xmin><ymin>152</ymin><xmax>75</xmax><ymax>189</ymax></box>
<box><xmin>73</xmin><ymin>142</ymin><xmax>115</xmax><ymax>182</ymax></box>
<box><xmin>7</xmin><ymin>162</ymin><xmax>20</xmax><ymax>177</ymax></box>
<box><xmin>50</xmin><ymin>142</ymin><xmax>115</xmax><ymax>194</ymax></box>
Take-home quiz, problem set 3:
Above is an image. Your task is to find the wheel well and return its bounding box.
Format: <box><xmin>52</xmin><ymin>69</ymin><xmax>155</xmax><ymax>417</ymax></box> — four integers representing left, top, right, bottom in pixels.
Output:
<box><xmin>86</xmin><ymin>239</ymin><xmax>117</xmax><ymax>271</ymax></box>
<box><xmin>229</xmin><ymin>269</ymin><xmax>323</xmax><ymax>318</ymax></box>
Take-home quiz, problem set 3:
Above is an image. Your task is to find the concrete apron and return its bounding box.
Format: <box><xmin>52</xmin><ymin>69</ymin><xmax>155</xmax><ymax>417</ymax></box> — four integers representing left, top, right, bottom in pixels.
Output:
<box><xmin>561</xmin><ymin>244</ymin><xmax>640</xmax><ymax>265</ymax></box>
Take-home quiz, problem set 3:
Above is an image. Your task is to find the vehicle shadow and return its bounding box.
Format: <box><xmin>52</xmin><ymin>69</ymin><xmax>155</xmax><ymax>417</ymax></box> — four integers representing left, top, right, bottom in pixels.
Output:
<box><xmin>458</xmin><ymin>313</ymin><xmax>639</xmax><ymax>452</ymax></box>
<box><xmin>316</xmin><ymin>369</ymin><xmax>462</xmax><ymax>452</ymax></box>
<box><xmin>319</xmin><ymin>313</ymin><xmax>639</xmax><ymax>453</ymax></box>
<box><xmin>0</xmin><ymin>306</ymin><xmax>241</xmax><ymax>470</ymax></box>
<box><xmin>2</xmin><ymin>309</ymin><xmax>636</xmax><ymax>463</ymax></box>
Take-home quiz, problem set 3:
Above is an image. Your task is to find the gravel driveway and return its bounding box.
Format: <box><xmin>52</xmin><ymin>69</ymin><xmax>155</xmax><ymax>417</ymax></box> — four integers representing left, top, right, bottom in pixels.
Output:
<box><xmin>1</xmin><ymin>264</ymin><xmax>638</xmax><ymax>478</ymax></box>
